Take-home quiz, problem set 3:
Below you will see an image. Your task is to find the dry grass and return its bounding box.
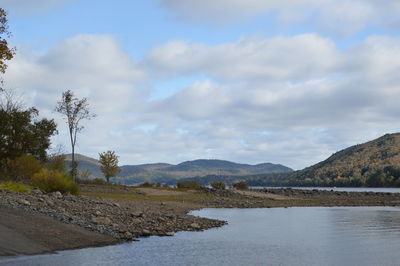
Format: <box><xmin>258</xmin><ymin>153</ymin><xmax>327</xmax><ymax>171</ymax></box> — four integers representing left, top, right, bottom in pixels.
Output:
<box><xmin>80</xmin><ymin>189</ymin><xmax>215</xmax><ymax>203</ymax></box>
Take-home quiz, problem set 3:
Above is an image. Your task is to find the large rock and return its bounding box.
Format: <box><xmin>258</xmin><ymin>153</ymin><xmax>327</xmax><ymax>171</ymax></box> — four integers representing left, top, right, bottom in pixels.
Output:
<box><xmin>141</xmin><ymin>229</ymin><xmax>151</xmax><ymax>236</ymax></box>
<box><xmin>190</xmin><ymin>223</ymin><xmax>201</xmax><ymax>229</ymax></box>
<box><xmin>52</xmin><ymin>191</ymin><xmax>63</xmax><ymax>199</ymax></box>
<box><xmin>91</xmin><ymin>216</ymin><xmax>112</xmax><ymax>225</ymax></box>
<box><xmin>18</xmin><ymin>199</ymin><xmax>31</xmax><ymax>206</ymax></box>
<box><xmin>124</xmin><ymin>231</ymin><xmax>133</xmax><ymax>240</ymax></box>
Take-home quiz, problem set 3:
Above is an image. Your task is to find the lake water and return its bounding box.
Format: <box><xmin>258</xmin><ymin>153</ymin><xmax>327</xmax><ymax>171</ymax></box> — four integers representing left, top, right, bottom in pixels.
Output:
<box><xmin>255</xmin><ymin>187</ymin><xmax>400</xmax><ymax>193</ymax></box>
<box><xmin>2</xmin><ymin>207</ymin><xmax>400</xmax><ymax>266</ymax></box>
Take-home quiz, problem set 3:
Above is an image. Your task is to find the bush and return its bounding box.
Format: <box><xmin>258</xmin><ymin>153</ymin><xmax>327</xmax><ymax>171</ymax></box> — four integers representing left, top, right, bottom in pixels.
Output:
<box><xmin>0</xmin><ymin>181</ymin><xmax>32</xmax><ymax>193</ymax></box>
<box><xmin>139</xmin><ymin>182</ymin><xmax>155</xmax><ymax>187</ymax></box>
<box><xmin>1</xmin><ymin>155</ymin><xmax>43</xmax><ymax>182</ymax></box>
<box><xmin>176</xmin><ymin>181</ymin><xmax>203</xmax><ymax>190</ymax></box>
<box><xmin>210</xmin><ymin>182</ymin><xmax>226</xmax><ymax>190</ymax></box>
<box><xmin>31</xmin><ymin>168</ymin><xmax>78</xmax><ymax>194</ymax></box>
<box><xmin>47</xmin><ymin>154</ymin><xmax>66</xmax><ymax>173</ymax></box>
<box><xmin>233</xmin><ymin>181</ymin><xmax>248</xmax><ymax>190</ymax></box>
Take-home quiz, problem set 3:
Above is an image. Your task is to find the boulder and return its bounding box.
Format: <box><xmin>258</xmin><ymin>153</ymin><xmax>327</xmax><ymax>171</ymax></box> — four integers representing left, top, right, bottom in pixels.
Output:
<box><xmin>190</xmin><ymin>223</ymin><xmax>201</xmax><ymax>229</ymax></box>
<box><xmin>53</xmin><ymin>191</ymin><xmax>63</xmax><ymax>199</ymax></box>
<box><xmin>91</xmin><ymin>216</ymin><xmax>112</xmax><ymax>225</ymax></box>
<box><xmin>124</xmin><ymin>231</ymin><xmax>133</xmax><ymax>240</ymax></box>
<box><xmin>141</xmin><ymin>229</ymin><xmax>151</xmax><ymax>236</ymax></box>
<box><xmin>32</xmin><ymin>188</ymin><xmax>43</xmax><ymax>195</ymax></box>
<box><xmin>18</xmin><ymin>199</ymin><xmax>31</xmax><ymax>206</ymax></box>
<box><xmin>131</xmin><ymin>211</ymin><xmax>144</xmax><ymax>217</ymax></box>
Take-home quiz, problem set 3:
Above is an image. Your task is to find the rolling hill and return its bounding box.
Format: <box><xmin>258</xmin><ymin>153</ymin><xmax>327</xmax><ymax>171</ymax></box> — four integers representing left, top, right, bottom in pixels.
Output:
<box><xmin>243</xmin><ymin>133</ymin><xmax>400</xmax><ymax>187</ymax></box>
<box><xmin>65</xmin><ymin>155</ymin><xmax>292</xmax><ymax>184</ymax></box>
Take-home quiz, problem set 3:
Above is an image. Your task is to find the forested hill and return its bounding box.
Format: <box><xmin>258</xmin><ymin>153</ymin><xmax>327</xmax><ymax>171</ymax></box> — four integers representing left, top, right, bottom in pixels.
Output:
<box><xmin>249</xmin><ymin>133</ymin><xmax>400</xmax><ymax>187</ymax></box>
<box><xmin>65</xmin><ymin>155</ymin><xmax>293</xmax><ymax>184</ymax></box>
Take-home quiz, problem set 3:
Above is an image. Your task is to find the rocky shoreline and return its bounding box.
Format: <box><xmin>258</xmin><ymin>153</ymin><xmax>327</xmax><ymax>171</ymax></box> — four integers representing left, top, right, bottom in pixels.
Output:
<box><xmin>0</xmin><ymin>190</ymin><xmax>225</xmax><ymax>243</ymax></box>
<box><xmin>1</xmin><ymin>185</ymin><xmax>400</xmax><ymax>257</ymax></box>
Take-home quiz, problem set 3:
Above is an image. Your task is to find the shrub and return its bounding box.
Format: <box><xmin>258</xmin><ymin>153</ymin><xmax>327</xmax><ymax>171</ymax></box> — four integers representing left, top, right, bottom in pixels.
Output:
<box><xmin>31</xmin><ymin>168</ymin><xmax>78</xmax><ymax>194</ymax></box>
<box><xmin>176</xmin><ymin>181</ymin><xmax>203</xmax><ymax>190</ymax></box>
<box><xmin>210</xmin><ymin>182</ymin><xmax>226</xmax><ymax>190</ymax></box>
<box><xmin>47</xmin><ymin>154</ymin><xmax>66</xmax><ymax>173</ymax></box>
<box><xmin>0</xmin><ymin>181</ymin><xmax>32</xmax><ymax>193</ymax></box>
<box><xmin>233</xmin><ymin>181</ymin><xmax>248</xmax><ymax>190</ymax></box>
<box><xmin>1</xmin><ymin>155</ymin><xmax>43</xmax><ymax>182</ymax></box>
<box><xmin>139</xmin><ymin>182</ymin><xmax>155</xmax><ymax>187</ymax></box>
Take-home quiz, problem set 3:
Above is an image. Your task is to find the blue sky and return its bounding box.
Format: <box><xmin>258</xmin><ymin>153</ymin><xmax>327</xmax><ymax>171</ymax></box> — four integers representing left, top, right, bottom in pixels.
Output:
<box><xmin>2</xmin><ymin>0</ymin><xmax>400</xmax><ymax>169</ymax></box>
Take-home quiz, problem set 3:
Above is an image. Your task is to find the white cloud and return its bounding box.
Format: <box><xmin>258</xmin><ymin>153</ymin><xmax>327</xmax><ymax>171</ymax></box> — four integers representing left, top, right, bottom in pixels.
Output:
<box><xmin>4</xmin><ymin>34</ymin><xmax>148</xmax><ymax>164</ymax></box>
<box><xmin>0</xmin><ymin>0</ymin><xmax>71</xmax><ymax>15</ymax></box>
<box><xmin>4</xmin><ymin>33</ymin><xmax>400</xmax><ymax>169</ymax></box>
<box><xmin>144</xmin><ymin>34</ymin><xmax>400</xmax><ymax>168</ymax></box>
<box><xmin>146</xmin><ymin>34</ymin><xmax>340</xmax><ymax>82</ymax></box>
<box><xmin>160</xmin><ymin>0</ymin><xmax>400</xmax><ymax>36</ymax></box>
<box><xmin>160</xmin><ymin>0</ymin><xmax>319</xmax><ymax>23</ymax></box>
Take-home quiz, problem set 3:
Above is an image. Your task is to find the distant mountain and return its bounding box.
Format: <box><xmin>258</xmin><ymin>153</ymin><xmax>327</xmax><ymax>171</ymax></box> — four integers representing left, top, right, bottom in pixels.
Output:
<box><xmin>65</xmin><ymin>154</ymin><xmax>293</xmax><ymax>184</ymax></box>
<box><xmin>245</xmin><ymin>133</ymin><xmax>400</xmax><ymax>187</ymax></box>
<box><xmin>65</xmin><ymin>154</ymin><xmax>103</xmax><ymax>177</ymax></box>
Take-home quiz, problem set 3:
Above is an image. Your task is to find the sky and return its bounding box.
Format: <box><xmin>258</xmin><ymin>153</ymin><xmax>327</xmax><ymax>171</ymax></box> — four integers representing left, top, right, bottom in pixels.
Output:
<box><xmin>1</xmin><ymin>0</ymin><xmax>400</xmax><ymax>169</ymax></box>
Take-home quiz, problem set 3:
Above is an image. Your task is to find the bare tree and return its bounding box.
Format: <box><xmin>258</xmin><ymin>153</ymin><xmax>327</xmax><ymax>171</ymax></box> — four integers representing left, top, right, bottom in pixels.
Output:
<box><xmin>0</xmin><ymin>89</ymin><xmax>23</xmax><ymax>112</ymax></box>
<box><xmin>56</xmin><ymin>90</ymin><xmax>95</xmax><ymax>181</ymax></box>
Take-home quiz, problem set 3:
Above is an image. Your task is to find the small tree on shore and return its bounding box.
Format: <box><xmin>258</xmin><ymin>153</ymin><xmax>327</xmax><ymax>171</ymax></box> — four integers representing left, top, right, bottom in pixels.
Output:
<box><xmin>56</xmin><ymin>90</ymin><xmax>95</xmax><ymax>181</ymax></box>
<box><xmin>233</xmin><ymin>181</ymin><xmax>248</xmax><ymax>190</ymax></box>
<box><xmin>99</xmin><ymin>151</ymin><xmax>120</xmax><ymax>183</ymax></box>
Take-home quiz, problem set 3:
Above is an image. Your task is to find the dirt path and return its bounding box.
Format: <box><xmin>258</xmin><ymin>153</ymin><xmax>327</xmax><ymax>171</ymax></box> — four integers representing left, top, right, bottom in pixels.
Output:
<box><xmin>0</xmin><ymin>206</ymin><xmax>118</xmax><ymax>256</ymax></box>
<box><xmin>234</xmin><ymin>190</ymin><xmax>293</xmax><ymax>200</ymax></box>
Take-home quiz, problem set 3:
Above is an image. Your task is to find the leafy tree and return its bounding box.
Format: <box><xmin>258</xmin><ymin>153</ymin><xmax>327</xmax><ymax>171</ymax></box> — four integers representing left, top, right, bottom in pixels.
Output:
<box><xmin>99</xmin><ymin>150</ymin><xmax>120</xmax><ymax>183</ymax></box>
<box><xmin>0</xmin><ymin>96</ymin><xmax>57</xmax><ymax>167</ymax></box>
<box><xmin>56</xmin><ymin>90</ymin><xmax>95</xmax><ymax>181</ymax></box>
<box><xmin>0</xmin><ymin>8</ymin><xmax>15</xmax><ymax>89</ymax></box>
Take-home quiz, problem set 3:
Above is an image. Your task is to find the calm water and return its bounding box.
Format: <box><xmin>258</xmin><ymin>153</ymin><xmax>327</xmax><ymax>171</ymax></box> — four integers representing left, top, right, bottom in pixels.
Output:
<box><xmin>2</xmin><ymin>207</ymin><xmax>400</xmax><ymax>266</ymax></box>
<box><xmin>255</xmin><ymin>187</ymin><xmax>400</xmax><ymax>193</ymax></box>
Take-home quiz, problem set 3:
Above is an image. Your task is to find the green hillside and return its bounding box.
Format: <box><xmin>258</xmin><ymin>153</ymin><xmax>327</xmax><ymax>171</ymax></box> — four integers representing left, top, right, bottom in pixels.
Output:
<box><xmin>244</xmin><ymin>133</ymin><xmax>400</xmax><ymax>187</ymax></box>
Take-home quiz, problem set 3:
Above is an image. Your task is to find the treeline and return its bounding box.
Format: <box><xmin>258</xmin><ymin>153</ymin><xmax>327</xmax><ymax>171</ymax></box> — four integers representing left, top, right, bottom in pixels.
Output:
<box><xmin>169</xmin><ymin>165</ymin><xmax>400</xmax><ymax>188</ymax></box>
<box><xmin>244</xmin><ymin>165</ymin><xmax>400</xmax><ymax>187</ymax></box>
<box><xmin>0</xmin><ymin>93</ymin><xmax>78</xmax><ymax>193</ymax></box>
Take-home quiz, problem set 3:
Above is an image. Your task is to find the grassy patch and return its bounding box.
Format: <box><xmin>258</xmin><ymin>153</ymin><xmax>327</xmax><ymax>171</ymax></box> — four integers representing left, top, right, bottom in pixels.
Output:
<box><xmin>80</xmin><ymin>191</ymin><xmax>215</xmax><ymax>202</ymax></box>
<box><xmin>0</xmin><ymin>182</ymin><xmax>32</xmax><ymax>193</ymax></box>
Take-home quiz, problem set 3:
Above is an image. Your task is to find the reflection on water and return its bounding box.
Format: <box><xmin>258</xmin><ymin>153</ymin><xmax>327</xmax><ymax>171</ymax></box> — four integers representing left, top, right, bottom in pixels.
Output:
<box><xmin>1</xmin><ymin>207</ymin><xmax>400</xmax><ymax>266</ymax></box>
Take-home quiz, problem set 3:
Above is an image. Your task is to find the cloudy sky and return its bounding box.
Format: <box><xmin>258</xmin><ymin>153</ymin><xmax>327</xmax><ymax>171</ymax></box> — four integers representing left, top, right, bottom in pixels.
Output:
<box><xmin>2</xmin><ymin>0</ymin><xmax>400</xmax><ymax>169</ymax></box>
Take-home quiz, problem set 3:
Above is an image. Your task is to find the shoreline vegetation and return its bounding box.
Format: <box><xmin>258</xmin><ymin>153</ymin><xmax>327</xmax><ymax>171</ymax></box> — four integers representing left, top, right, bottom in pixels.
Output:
<box><xmin>1</xmin><ymin>184</ymin><xmax>400</xmax><ymax>257</ymax></box>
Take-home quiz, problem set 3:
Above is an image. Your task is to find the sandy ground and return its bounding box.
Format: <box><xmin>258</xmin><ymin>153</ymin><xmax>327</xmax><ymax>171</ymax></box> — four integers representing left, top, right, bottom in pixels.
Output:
<box><xmin>0</xmin><ymin>206</ymin><xmax>118</xmax><ymax>256</ymax></box>
<box><xmin>234</xmin><ymin>190</ymin><xmax>293</xmax><ymax>200</ymax></box>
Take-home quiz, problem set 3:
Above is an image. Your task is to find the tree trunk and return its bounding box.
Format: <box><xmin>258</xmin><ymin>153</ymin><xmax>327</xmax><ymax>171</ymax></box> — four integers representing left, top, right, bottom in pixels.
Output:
<box><xmin>71</xmin><ymin>145</ymin><xmax>76</xmax><ymax>182</ymax></box>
